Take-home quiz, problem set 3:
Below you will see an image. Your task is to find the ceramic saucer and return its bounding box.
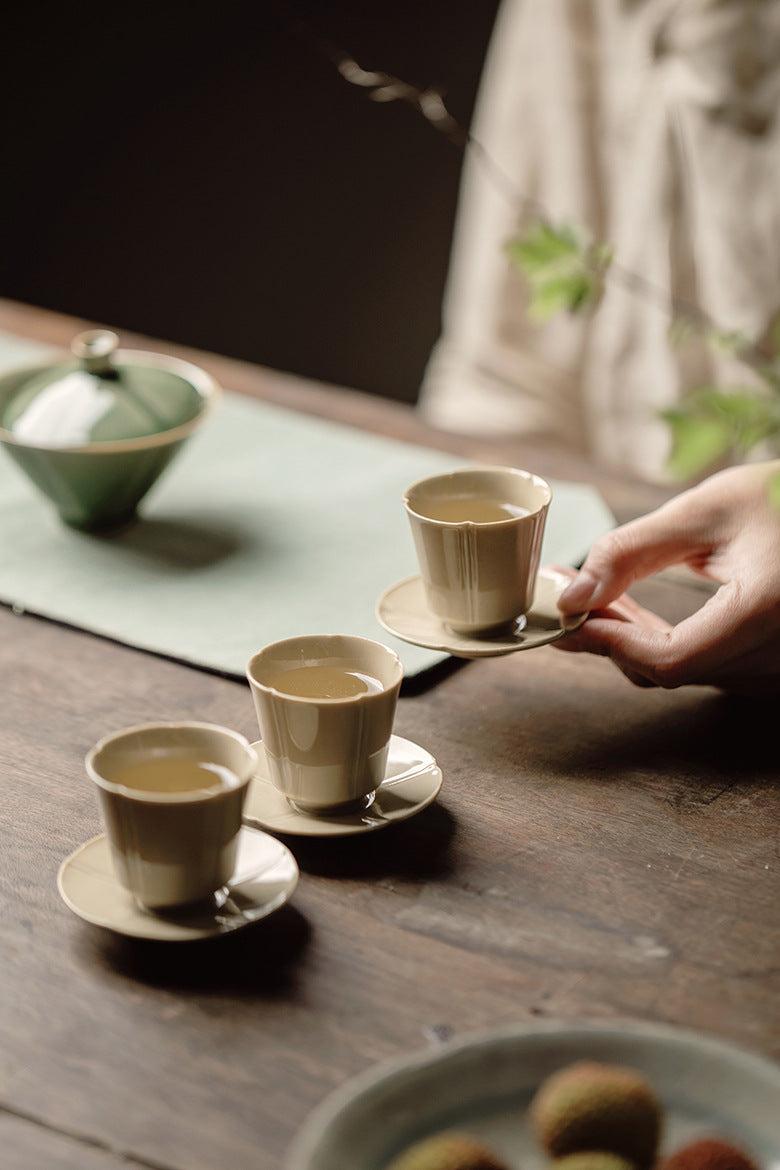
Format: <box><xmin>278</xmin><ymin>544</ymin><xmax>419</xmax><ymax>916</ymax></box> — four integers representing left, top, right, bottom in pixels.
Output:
<box><xmin>243</xmin><ymin>735</ymin><xmax>442</xmax><ymax>837</ymax></box>
<box><xmin>57</xmin><ymin>826</ymin><xmax>299</xmax><ymax>941</ymax></box>
<box><xmin>376</xmin><ymin>566</ymin><xmax>587</xmax><ymax>658</ymax></box>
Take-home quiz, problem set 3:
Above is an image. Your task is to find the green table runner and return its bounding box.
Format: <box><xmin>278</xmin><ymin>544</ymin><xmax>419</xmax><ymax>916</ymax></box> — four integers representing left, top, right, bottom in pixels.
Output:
<box><xmin>0</xmin><ymin>332</ymin><xmax>614</xmax><ymax>679</ymax></box>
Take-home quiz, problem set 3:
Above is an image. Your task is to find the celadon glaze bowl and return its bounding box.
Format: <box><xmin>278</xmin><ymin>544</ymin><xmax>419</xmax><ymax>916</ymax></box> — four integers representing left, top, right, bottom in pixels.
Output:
<box><xmin>0</xmin><ymin>329</ymin><xmax>220</xmax><ymax>529</ymax></box>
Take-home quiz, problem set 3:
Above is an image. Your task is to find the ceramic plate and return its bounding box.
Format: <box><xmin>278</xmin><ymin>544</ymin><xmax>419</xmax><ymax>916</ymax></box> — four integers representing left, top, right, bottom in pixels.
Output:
<box><xmin>376</xmin><ymin>567</ymin><xmax>586</xmax><ymax>658</ymax></box>
<box><xmin>243</xmin><ymin>735</ymin><xmax>442</xmax><ymax>837</ymax></box>
<box><xmin>57</xmin><ymin>826</ymin><xmax>299</xmax><ymax>941</ymax></box>
<box><xmin>285</xmin><ymin>1020</ymin><xmax>780</xmax><ymax>1170</ymax></box>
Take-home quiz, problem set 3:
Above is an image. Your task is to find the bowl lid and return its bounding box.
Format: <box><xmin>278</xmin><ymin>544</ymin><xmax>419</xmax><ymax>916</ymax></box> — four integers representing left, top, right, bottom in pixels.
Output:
<box><xmin>0</xmin><ymin>330</ymin><xmax>206</xmax><ymax>446</ymax></box>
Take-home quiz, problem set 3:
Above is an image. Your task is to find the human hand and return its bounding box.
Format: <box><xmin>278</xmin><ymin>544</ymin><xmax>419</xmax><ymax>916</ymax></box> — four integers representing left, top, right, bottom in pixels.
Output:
<box><xmin>554</xmin><ymin>461</ymin><xmax>780</xmax><ymax>694</ymax></box>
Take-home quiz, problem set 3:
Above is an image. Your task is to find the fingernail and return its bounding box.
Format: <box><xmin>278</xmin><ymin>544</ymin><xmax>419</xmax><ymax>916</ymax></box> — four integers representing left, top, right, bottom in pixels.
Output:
<box><xmin>559</xmin><ymin>570</ymin><xmax>599</xmax><ymax>610</ymax></box>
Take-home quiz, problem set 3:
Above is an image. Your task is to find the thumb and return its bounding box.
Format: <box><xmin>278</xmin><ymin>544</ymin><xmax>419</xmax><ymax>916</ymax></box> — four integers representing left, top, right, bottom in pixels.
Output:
<box><xmin>557</xmin><ymin>504</ymin><xmax>712</xmax><ymax>614</ymax></box>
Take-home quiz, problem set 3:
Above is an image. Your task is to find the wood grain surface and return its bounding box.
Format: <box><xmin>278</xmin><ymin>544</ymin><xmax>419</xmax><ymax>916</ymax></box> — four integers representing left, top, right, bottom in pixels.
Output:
<box><xmin>1</xmin><ymin>301</ymin><xmax>777</xmax><ymax>1170</ymax></box>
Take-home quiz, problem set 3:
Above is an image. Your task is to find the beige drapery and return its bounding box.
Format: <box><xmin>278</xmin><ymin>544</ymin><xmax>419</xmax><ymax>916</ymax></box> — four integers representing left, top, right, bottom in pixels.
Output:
<box><xmin>420</xmin><ymin>0</ymin><xmax>780</xmax><ymax>481</ymax></box>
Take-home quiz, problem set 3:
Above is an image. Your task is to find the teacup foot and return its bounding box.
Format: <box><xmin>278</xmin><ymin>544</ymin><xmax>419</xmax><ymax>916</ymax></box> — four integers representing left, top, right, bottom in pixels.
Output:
<box><xmin>443</xmin><ymin>614</ymin><xmax>527</xmax><ymax>640</ymax></box>
<box><xmin>287</xmin><ymin>791</ymin><xmax>377</xmax><ymax>818</ymax></box>
<box><xmin>63</xmin><ymin>507</ymin><xmax>140</xmax><ymax>534</ymax></box>
<box><xmin>140</xmin><ymin>886</ymin><xmax>231</xmax><ymax>918</ymax></box>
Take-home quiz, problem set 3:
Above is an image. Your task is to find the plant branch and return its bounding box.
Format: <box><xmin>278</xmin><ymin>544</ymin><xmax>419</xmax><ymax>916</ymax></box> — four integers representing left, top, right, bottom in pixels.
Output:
<box><xmin>275</xmin><ymin>2</ymin><xmax>780</xmax><ymax>474</ymax></box>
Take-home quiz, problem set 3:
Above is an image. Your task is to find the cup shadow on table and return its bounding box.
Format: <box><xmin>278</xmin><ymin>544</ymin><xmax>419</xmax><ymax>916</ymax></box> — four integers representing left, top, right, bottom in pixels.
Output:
<box><xmin>400</xmin><ymin>655</ymin><xmax>468</xmax><ymax>697</ymax></box>
<box><xmin>78</xmin><ymin>802</ymin><xmax>458</xmax><ymax>992</ymax></box>
<box><xmin>82</xmin><ymin>904</ymin><xmax>312</xmax><ymax>996</ymax></box>
<box><xmin>500</xmin><ymin>690</ymin><xmax>778</xmax><ymax>804</ymax></box>
<box><xmin>86</xmin><ymin>512</ymin><xmax>251</xmax><ymax>571</ymax></box>
<box><xmin>275</xmin><ymin>800</ymin><xmax>459</xmax><ymax>882</ymax></box>
<box><xmin>79</xmin><ymin>802</ymin><xmax>459</xmax><ymax>991</ymax></box>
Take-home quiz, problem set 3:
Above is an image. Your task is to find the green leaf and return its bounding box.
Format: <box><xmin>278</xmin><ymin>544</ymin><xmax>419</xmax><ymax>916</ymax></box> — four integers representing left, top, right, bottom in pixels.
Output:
<box><xmin>505</xmin><ymin>222</ymin><xmax>581</xmax><ymax>273</ymax></box>
<box><xmin>703</xmin><ymin>390</ymin><xmax>780</xmax><ymax>451</ymax></box>
<box><xmin>705</xmin><ymin>327</ymin><xmax>753</xmax><ymax>358</ymax></box>
<box><xmin>662</xmin><ymin>410</ymin><xmax>733</xmax><ymax>478</ymax></box>
<box><xmin>507</xmin><ymin>219</ymin><xmax>609</xmax><ymax>319</ymax></box>
<box><xmin>526</xmin><ymin>273</ymin><xmax>594</xmax><ymax>321</ymax></box>
<box><xmin>662</xmin><ymin>383</ymin><xmax>780</xmax><ymax>478</ymax></box>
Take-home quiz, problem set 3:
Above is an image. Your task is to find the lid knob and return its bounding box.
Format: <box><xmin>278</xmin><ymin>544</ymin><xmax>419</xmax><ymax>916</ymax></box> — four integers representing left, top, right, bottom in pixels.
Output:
<box><xmin>71</xmin><ymin>330</ymin><xmax>120</xmax><ymax>376</ymax></box>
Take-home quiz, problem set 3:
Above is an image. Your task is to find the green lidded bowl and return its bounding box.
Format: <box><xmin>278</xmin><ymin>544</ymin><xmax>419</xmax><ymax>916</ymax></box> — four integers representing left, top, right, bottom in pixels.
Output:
<box><xmin>0</xmin><ymin>329</ymin><xmax>220</xmax><ymax>529</ymax></box>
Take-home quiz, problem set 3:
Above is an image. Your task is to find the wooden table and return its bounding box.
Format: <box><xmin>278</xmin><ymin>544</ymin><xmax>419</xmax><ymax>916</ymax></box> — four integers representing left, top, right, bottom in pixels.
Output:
<box><xmin>1</xmin><ymin>301</ymin><xmax>777</xmax><ymax>1170</ymax></box>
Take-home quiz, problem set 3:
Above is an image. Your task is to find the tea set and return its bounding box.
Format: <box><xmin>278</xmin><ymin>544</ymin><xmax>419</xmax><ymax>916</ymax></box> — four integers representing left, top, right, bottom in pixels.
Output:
<box><xmin>0</xmin><ymin>329</ymin><xmax>219</xmax><ymax>530</ymax></box>
<box><xmin>378</xmin><ymin>466</ymin><xmax>585</xmax><ymax>657</ymax></box>
<box><xmin>0</xmin><ymin>331</ymin><xmax>587</xmax><ymax>941</ymax></box>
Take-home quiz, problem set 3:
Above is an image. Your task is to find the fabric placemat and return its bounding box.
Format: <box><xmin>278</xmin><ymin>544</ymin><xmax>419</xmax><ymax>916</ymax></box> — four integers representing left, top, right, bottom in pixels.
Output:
<box><xmin>0</xmin><ymin>331</ymin><xmax>615</xmax><ymax>678</ymax></box>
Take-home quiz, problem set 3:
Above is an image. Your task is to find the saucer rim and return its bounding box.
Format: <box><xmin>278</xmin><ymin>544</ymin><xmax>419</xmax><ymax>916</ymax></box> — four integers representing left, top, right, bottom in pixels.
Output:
<box><xmin>57</xmin><ymin>825</ymin><xmax>299</xmax><ymax>941</ymax></box>
<box><xmin>375</xmin><ymin>568</ymin><xmax>586</xmax><ymax>658</ymax></box>
<box><xmin>244</xmin><ymin>733</ymin><xmax>442</xmax><ymax>838</ymax></box>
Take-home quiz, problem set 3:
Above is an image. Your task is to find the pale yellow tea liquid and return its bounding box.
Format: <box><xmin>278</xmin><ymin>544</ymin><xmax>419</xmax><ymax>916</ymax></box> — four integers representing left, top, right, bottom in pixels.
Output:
<box><xmin>270</xmin><ymin>665</ymin><xmax>384</xmax><ymax>699</ymax></box>
<box><xmin>422</xmin><ymin>496</ymin><xmax>530</xmax><ymax>523</ymax></box>
<box><xmin>113</xmin><ymin>757</ymin><xmax>239</xmax><ymax>794</ymax></box>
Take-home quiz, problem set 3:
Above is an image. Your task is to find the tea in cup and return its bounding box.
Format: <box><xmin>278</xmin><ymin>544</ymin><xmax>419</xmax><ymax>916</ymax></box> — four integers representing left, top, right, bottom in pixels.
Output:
<box><xmin>86</xmin><ymin>721</ymin><xmax>257</xmax><ymax>910</ymax></box>
<box><xmin>246</xmin><ymin>634</ymin><xmax>403</xmax><ymax>814</ymax></box>
<box><xmin>404</xmin><ymin>466</ymin><xmax>551</xmax><ymax>633</ymax></box>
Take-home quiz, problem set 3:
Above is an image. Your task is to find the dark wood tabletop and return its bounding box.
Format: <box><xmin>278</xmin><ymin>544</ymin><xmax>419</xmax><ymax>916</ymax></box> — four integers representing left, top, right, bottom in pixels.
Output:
<box><xmin>1</xmin><ymin>300</ymin><xmax>777</xmax><ymax>1170</ymax></box>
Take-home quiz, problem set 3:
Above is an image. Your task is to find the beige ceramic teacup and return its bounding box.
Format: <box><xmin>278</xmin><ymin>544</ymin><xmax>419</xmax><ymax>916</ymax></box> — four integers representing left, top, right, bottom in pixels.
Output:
<box><xmin>246</xmin><ymin>634</ymin><xmax>403</xmax><ymax>815</ymax></box>
<box><xmin>404</xmin><ymin>466</ymin><xmax>552</xmax><ymax>633</ymax></box>
<box><xmin>86</xmin><ymin>721</ymin><xmax>257</xmax><ymax>910</ymax></box>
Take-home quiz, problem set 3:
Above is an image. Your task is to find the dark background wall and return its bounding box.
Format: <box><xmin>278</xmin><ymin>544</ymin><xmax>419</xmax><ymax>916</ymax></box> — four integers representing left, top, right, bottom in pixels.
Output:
<box><xmin>2</xmin><ymin>2</ymin><xmax>500</xmax><ymax>404</ymax></box>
